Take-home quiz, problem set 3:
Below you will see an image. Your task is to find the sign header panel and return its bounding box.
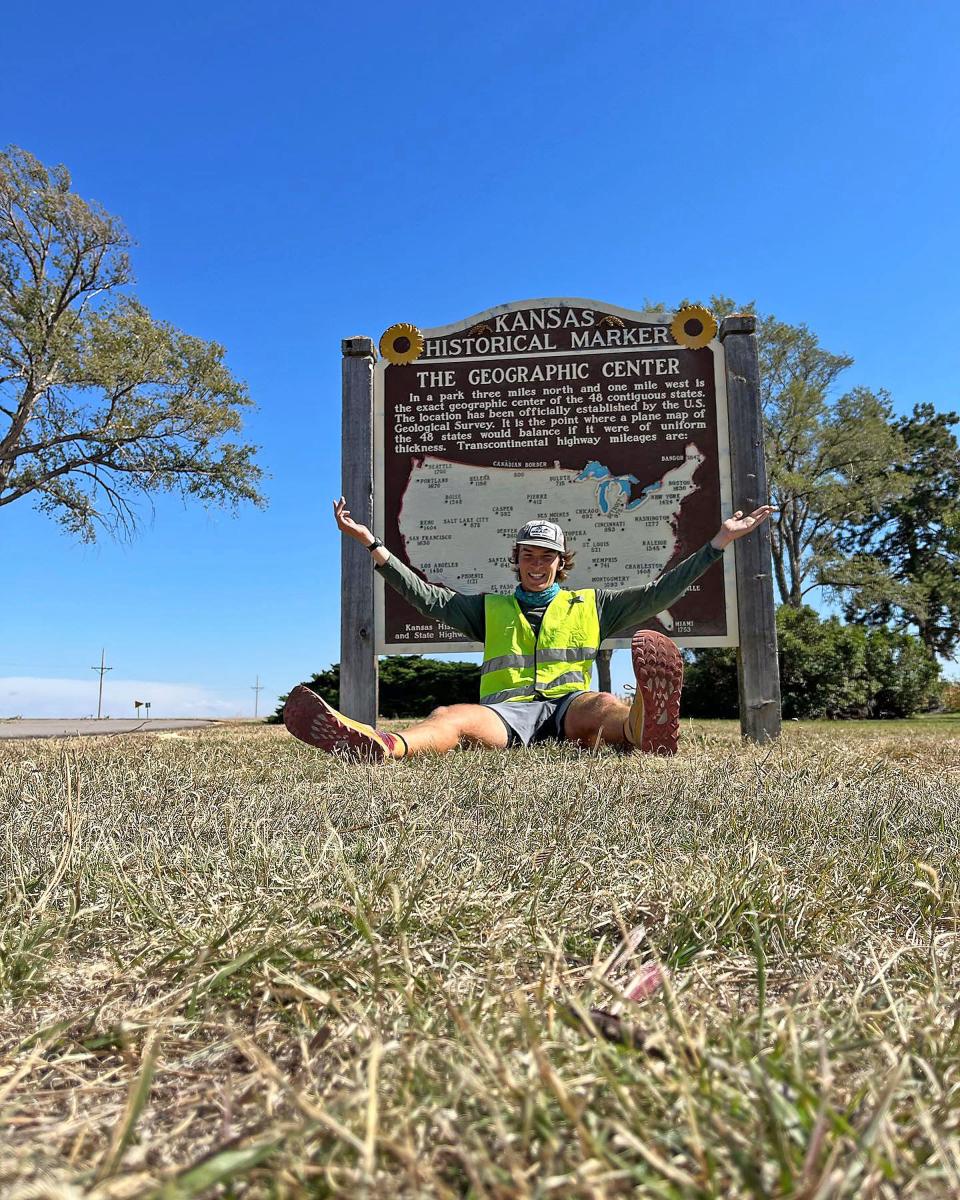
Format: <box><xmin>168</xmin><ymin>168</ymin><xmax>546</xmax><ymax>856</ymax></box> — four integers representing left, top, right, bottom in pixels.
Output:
<box><xmin>374</xmin><ymin>299</ymin><xmax>738</xmax><ymax>653</ymax></box>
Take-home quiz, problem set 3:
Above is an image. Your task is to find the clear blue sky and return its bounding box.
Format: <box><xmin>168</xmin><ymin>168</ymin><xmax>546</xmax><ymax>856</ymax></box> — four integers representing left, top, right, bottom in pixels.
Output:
<box><xmin>3</xmin><ymin>0</ymin><xmax>959</xmax><ymax>716</ymax></box>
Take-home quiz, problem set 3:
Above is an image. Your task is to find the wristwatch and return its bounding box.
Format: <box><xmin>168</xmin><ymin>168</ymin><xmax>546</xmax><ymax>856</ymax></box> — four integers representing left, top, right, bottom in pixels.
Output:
<box><xmin>366</xmin><ymin>536</ymin><xmax>384</xmax><ymax>553</ymax></box>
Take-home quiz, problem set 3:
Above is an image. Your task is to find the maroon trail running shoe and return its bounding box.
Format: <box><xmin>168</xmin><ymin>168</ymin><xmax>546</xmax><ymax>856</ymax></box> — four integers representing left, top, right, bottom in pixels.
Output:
<box><xmin>627</xmin><ymin>630</ymin><xmax>684</xmax><ymax>755</ymax></box>
<box><xmin>283</xmin><ymin>685</ymin><xmax>401</xmax><ymax>761</ymax></box>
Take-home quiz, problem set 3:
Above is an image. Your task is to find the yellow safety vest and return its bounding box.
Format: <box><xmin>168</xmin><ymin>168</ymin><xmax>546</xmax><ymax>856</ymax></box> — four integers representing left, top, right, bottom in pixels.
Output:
<box><xmin>480</xmin><ymin>589</ymin><xmax>600</xmax><ymax>704</ymax></box>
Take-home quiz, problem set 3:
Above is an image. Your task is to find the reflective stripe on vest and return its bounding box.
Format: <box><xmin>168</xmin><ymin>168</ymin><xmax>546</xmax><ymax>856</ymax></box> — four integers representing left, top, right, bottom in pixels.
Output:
<box><xmin>480</xmin><ymin>589</ymin><xmax>600</xmax><ymax>703</ymax></box>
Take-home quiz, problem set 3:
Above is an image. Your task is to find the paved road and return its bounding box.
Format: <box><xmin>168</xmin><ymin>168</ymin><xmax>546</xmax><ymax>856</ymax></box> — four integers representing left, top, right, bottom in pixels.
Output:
<box><xmin>0</xmin><ymin>718</ymin><xmax>222</xmax><ymax>740</ymax></box>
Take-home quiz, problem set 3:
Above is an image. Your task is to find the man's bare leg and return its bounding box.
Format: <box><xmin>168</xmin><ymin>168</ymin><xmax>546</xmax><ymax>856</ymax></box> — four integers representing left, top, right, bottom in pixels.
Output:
<box><xmin>398</xmin><ymin>704</ymin><xmax>510</xmax><ymax>755</ymax></box>
<box><xmin>561</xmin><ymin>691</ymin><xmax>632</xmax><ymax>749</ymax></box>
<box><xmin>283</xmin><ymin>686</ymin><xmax>508</xmax><ymax>759</ymax></box>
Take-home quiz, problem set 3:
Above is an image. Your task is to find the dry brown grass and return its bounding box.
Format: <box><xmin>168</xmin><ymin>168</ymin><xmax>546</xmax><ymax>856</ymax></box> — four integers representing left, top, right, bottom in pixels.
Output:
<box><xmin>1</xmin><ymin>720</ymin><xmax>959</xmax><ymax>1198</ymax></box>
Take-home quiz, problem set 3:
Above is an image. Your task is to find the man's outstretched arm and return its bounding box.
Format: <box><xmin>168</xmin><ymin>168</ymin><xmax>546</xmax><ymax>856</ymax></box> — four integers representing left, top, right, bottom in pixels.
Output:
<box><xmin>599</xmin><ymin>506</ymin><xmax>776</xmax><ymax>638</ymax></box>
<box><xmin>333</xmin><ymin>497</ymin><xmax>486</xmax><ymax>640</ymax></box>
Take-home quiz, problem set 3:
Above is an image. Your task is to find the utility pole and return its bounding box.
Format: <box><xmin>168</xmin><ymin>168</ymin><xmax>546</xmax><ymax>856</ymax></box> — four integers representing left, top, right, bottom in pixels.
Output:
<box><xmin>251</xmin><ymin>674</ymin><xmax>264</xmax><ymax>718</ymax></box>
<box><xmin>91</xmin><ymin>648</ymin><xmax>112</xmax><ymax>719</ymax></box>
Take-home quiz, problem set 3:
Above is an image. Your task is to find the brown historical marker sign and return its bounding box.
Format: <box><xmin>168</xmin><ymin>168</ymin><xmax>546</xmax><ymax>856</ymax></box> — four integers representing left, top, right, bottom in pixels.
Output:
<box><xmin>374</xmin><ymin>298</ymin><xmax>739</xmax><ymax>654</ymax></box>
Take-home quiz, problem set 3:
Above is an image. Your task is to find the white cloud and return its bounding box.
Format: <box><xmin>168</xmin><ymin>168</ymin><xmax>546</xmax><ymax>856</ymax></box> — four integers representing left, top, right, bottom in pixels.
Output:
<box><xmin>0</xmin><ymin>677</ymin><xmax>252</xmax><ymax>719</ymax></box>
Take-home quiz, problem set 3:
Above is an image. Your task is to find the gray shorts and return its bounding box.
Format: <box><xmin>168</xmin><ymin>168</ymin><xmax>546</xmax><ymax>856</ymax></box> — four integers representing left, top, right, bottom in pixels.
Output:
<box><xmin>482</xmin><ymin>691</ymin><xmax>586</xmax><ymax>747</ymax></box>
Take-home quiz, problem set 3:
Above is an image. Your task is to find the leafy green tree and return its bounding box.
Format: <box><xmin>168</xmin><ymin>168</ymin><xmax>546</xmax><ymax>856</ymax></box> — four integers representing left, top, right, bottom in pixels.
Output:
<box><xmin>835</xmin><ymin>404</ymin><xmax>960</xmax><ymax>657</ymax></box>
<box><xmin>862</xmin><ymin>625</ymin><xmax>943</xmax><ymax>718</ymax></box>
<box><xmin>680</xmin><ymin>647</ymin><xmax>739</xmax><ymax>719</ymax></box>
<box><xmin>0</xmin><ymin>146</ymin><xmax>264</xmax><ymax>540</ymax></box>
<box><xmin>682</xmin><ymin>606</ymin><xmax>941</xmax><ymax>720</ymax></box>
<box><xmin>270</xmin><ymin>656</ymin><xmax>482</xmax><ymax>722</ymax></box>
<box><xmin>376</xmin><ymin>656</ymin><xmax>482</xmax><ymax>716</ymax></box>
<box><xmin>776</xmin><ymin>606</ymin><xmax>872</xmax><ymax>718</ymax></box>
<box><xmin>700</xmin><ymin>297</ymin><xmax>909</xmax><ymax>609</ymax></box>
<box><xmin>765</xmin><ymin>382</ymin><xmax>907</xmax><ymax>608</ymax></box>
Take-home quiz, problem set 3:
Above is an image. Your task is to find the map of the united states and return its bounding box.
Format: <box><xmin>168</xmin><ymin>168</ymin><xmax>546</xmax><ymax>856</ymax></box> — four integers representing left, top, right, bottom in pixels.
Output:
<box><xmin>397</xmin><ymin>443</ymin><xmax>704</xmax><ymax>626</ymax></box>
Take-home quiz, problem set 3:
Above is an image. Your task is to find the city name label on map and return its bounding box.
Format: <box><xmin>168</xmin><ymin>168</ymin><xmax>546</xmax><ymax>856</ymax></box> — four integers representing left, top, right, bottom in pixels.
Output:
<box><xmin>373</xmin><ymin>299</ymin><xmax>739</xmax><ymax>655</ymax></box>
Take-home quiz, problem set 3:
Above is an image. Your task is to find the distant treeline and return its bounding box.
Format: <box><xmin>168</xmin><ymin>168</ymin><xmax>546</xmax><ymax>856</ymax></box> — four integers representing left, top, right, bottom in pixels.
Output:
<box><xmin>683</xmin><ymin>605</ymin><xmax>942</xmax><ymax>720</ymax></box>
<box><xmin>270</xmin><ymin>657</ymin><xmax>481</xmax><ymax>723</ymax></box>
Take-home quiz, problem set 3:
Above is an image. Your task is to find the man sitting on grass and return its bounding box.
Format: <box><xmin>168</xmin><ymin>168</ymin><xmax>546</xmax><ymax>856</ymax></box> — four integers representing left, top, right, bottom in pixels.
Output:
<box><xmin>283</xmin><ymin>499</ymin><xmax>774</xmax><ymax>760</ymax></box>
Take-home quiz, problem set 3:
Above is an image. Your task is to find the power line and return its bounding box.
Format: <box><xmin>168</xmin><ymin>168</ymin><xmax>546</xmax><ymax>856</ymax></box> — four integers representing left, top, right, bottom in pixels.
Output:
<box><xmin>251</xmin><ymin>674</ymin><xmax>264</xmax><ymax>718</ymax></box>
<box><xmin>90</xmin><ymin>648</ymin><xmax>112</xmax><ymax>719</ymax></box>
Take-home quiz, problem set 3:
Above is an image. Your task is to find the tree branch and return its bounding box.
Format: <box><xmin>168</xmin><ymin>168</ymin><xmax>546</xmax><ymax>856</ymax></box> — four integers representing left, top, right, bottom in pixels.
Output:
<box><xmin>75</xmin><ymin>465</ymin><xmax>138</xmax><ymax>535</ymax></box>
<box><xmin>0</xmin><ymin>197</ymin><xmax>43</xmax><ymax>282</ymax></box>
<box><xmin>0</xmin><ymin>381</ymin><xmax>40</xmax><ymax>476</ymax></box>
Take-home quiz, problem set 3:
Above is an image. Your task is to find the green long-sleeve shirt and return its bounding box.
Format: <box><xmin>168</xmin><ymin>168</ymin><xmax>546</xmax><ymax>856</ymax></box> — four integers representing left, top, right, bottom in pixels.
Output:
<box><xmin>376</xmin><ymin>541</ymin><xmax>724</xmax><ymax>643</ymax></box>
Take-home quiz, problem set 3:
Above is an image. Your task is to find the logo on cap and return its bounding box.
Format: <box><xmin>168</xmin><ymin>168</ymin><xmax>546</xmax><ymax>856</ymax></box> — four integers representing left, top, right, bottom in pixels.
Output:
<box><xmin>516</xmin><ymin>520</ymin><xmax>565</xmax><ymax>552</ymax></box>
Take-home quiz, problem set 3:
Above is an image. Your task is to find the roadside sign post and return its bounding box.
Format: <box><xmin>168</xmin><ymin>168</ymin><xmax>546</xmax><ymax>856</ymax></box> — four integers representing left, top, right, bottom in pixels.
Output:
<box><xmin>597</xmin><ymin>648</ymin><xmax>613</xmax><ymax>694</ymax></box>
<box><xmin>340</xmin><ymin>336</ymin><xmax>379</xmax><ymax>725</ymax></box>
<box><xmin>720</xmin><ymin>314</ymin><xmax>782</xmax><ymax>741</ymax></box>
<box><xmin>341</xmin><ymin>299</ymin><xmax>781</xmax><ymax>741</ymax></box>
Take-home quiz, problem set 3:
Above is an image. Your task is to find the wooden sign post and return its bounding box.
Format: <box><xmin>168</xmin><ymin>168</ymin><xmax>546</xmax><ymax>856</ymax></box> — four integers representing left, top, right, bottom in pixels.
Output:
<box><xmin>340</xmin><ymin>336</ymin><xmax>378</xmax><ymax>726</ymax></box>
<box><xmin>720</xmin><ymin>315</ymin><xmax>781</xmax><ymax>742</ymax></box>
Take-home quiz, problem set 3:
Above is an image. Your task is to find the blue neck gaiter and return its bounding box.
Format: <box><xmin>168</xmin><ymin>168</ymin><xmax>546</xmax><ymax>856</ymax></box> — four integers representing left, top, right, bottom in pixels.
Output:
<box><xmin>515</xmin><ymin>582</ymin><xmax>560</xmax><ymax>607</ymax></box>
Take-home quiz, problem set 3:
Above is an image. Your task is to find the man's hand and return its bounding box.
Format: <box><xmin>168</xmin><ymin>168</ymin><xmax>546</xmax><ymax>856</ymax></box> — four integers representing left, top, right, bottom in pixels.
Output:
<box><xmin>333</xmin><ymin>496</ymin><xmax>374</xmax><ymax>546</ymax></box>
<box><xmin>710</xmin><ymin>505</ymin><xmax>776</xmax><ymax>550</ymax></box>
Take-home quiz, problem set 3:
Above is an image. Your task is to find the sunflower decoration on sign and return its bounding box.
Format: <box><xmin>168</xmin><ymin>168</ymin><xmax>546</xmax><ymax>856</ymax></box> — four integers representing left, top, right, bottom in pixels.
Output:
<box><xmin>379</xmin><ymin>322</ymin><xmax>424</xmax><ymax>365</ymax></box>
<box><xmin>670</xmin><ymin>305</ymin><xmax>717</xmax><ymax>349</ymax></box>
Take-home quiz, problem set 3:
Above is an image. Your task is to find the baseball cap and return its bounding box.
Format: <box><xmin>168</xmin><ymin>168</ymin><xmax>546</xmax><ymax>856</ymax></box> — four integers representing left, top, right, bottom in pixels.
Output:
<box><xmin>515</xmin><ymin>519</ymin><xmax>565</xmax><ymax>553</ymax></box>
